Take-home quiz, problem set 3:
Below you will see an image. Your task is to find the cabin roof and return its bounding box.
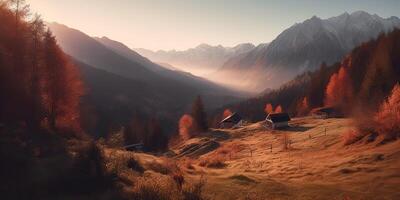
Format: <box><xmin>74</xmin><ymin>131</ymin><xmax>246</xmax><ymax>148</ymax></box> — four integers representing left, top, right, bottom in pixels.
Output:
<box><xmin>221</xmin><ymin>112</ymin><xmax>242</xmax><ymax>124</ymax></box>
<box><xmin>311</xmin><ymin>106</ymin><xmax>335</xmax><ymax>114</ymax></box>
<box><xmin>266</xmin><ymin>112</ymin><xmax>291</xmax><ymax>123</ymax></box>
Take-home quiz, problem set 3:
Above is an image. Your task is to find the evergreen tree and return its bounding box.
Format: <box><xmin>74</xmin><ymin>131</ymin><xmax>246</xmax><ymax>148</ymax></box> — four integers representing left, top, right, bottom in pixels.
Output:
<box><xmin>191</xmin><ymin>96</ymin><xmax>208</xmax><ymax>132</ymax></box>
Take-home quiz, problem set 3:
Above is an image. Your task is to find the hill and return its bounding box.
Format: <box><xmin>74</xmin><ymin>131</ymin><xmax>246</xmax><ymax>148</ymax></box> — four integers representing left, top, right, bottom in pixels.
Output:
<box><xmin>104</xmin><ymin>117</ymin><xmax>400</xmax><ymax>199</ymax></box>
<box><xmin>47</xmin><ymin>23</ymin><xmax>245</xmax><ymax>137</ymax></box>
<box><xmin>221</xmin><ymin>28</ymin><xmax>400</xmax><ymax>122</ymax></box>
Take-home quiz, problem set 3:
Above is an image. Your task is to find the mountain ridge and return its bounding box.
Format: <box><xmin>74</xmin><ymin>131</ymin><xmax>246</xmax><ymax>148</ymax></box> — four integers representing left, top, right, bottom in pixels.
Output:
<box><xmin>134</xmin><ymin>42</ymin><xmax>256</xmax><ymax>76</ymax></box>
<box><xmin>213</xmin><ymin>11</ymin><xmax>400</xmax><ymax>92</ymax></box>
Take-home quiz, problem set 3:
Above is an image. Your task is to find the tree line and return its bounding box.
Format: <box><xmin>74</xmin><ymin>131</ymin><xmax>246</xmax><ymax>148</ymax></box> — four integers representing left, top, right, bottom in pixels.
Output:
<box><xmin>219</xmin><ymin>29</ymin><xmax>400</xmax><ymax>130</ymax></box>
<box><xmin>0</xmin><ymin>0</ymin><xmax>83</xmax><ymax>136</ymax></box>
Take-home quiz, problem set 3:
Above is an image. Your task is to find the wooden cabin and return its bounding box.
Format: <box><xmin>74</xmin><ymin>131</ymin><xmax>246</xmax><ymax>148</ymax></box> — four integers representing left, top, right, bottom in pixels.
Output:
<box><xmin>311</xmin><ymin>106</ymin><xmax>337</xmax><ymax>119</ymax></box>
<box><xmin>265</xmin><ymin>112</ymin><xmax>291</xmax><ymax>129</ymax></box>
<box><xmin>220</xmin><ymin>112</ymin><xmax>242</xmax><ymax>128</ymax></box>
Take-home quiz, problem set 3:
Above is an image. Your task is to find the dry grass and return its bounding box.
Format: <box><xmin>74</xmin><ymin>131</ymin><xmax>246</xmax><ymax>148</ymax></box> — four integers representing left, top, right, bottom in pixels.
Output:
<box><xmin>128</xmin><ymin>175</ymin><xmax>209</xmax><ymax>200</ymax></box>
<box><xmin>280</xmin><ymin>132</ymin><xmax>291</xmax><ymax>150</ymax></box>
<box><xmin>180</xmin><ymin>158</ymin><xmax>195</xmax><ymax>170</ymax></box>
<box><xmin>199</xmin><ymin>156</ymin><xmax>226</xmax><ymax>168</ymax></box>
<box><xmin>342</xmin><ymin>129</ymin><xmax>367</xmax><ymax>145</ymax></box>
<box><xmin>129</xmin><ymin>176</ymin><xmax>179</xmax><ymax>200</ymax></box>
<box><xmin>209</xmin><ymin>141</ymin><xmax>245</xmax><ymax>160</ymax></box>
<box><xmin>148</xmin><ymin>157</ymin><xmax>181</xmax><ymax>175</ymax></box>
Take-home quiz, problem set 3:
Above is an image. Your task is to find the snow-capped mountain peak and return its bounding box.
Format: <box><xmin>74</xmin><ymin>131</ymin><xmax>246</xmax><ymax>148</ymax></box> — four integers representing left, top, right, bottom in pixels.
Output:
<box><xmin>213</xmin><ymin>11</ymin><xmax>400</xmax><ymax>92</ymax></box>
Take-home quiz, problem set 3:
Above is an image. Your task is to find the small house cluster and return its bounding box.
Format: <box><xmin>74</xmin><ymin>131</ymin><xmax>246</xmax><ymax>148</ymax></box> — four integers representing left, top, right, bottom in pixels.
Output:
<box><xmin>219</xmin><ymin>111</ymin><xmax>292</xmax><ymax>130</ymax></box>
<box><xmin>220</xmin><ymin>112</ymin><xmax>243</xmax><ymax>128</ymax></box>
<box><xmin>265</xmin><ymin>112</ymin><xmax>291</xmax><ymax>129</ymax></box>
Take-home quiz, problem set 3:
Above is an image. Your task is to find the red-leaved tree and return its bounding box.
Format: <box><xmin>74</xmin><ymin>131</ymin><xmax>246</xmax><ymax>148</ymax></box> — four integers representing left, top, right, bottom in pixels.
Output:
<box><xmin>42</xmin><ymin>29</ymin><xmax>83</xmax><ymax>133</ymax></box>
<box><xmin>274</xmin><ymin>105</ymin><xmax>283</xmax><ymax>113</ymax></box>
<box><xmin>325</xmin><ymin>66</ymin><xmax>353</xmax><ymax>113</ymax></box>
<box><xmin>264</xmin><ymin>103</ymin><xmax>273</xmax><ymax>115</ymax></box>
<box><xmin>223</xmin><ymin>109</ymin><xmax>233</xmax><ymax>119</ymax></box>
<box><xmin>374</xmin><ymin>83</ymin><xmax>400</xmax><ymax>140</ymax></box>
<box><xmin>179</xmin><ymin>114</ymin><xmax>197</xmax><ymax>140</ymax></box>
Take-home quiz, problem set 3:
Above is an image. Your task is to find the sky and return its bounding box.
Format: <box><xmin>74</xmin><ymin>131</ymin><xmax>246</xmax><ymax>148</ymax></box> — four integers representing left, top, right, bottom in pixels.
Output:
<box><xmin>27</xmin><ymin>0</ymin><xmax>400</xmax><ymax>51</ymax></box>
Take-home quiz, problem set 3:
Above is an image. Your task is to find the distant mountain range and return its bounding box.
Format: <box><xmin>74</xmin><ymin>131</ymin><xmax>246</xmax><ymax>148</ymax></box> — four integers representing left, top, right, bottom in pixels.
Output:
<box><xmin>135</xmin><ymin>43</ymin><xmax>255</xmax><ymax>76</ymax></box>
<box><xmin>211</xmin><ymin>11</ymin><xmax>400</xmax><ymax>92</ymax></box>
<box><xmin>47</xmin><ymin>23</ymin><xmax>245</xmax><ymax>136</ymax></box>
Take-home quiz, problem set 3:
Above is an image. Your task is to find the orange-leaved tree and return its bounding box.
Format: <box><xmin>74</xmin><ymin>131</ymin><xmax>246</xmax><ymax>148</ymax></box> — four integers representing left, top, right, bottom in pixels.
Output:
<box><xmin>374</xmin><ymin>83</ymin><xmax>400</xmax><ymax>140</ymax></box>
<box><xmin>42</xmin><ymin>29</ymin><xmax>84</xmax><ymax>133</ymax></box>
<box><xmin>274</xmin><ymin>105</ymin><xmax>283</xmax><ymax>113</ymax></box>
<box><xmin>179</xmin><ymin>114</ymin><xmax>197</xmax><ymax>140</ymax></box>
<box><xmin>264</xmin><ymin>103</ymin><xmax>273</xmax><ymax>115</ymax></box>
<box><xmin>222</xmin><ymin>109</ymin><xmax>233</xmax><ymax>119</ymax></box>
<box><xmin>324</xmin><ymin>66</ymin><xmax>353</xmax><ymax>113</ymax></box>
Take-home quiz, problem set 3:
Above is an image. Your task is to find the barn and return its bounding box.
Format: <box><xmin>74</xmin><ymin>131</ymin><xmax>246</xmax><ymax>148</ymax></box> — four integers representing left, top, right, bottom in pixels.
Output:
<box><xmin>265</xmin><ymin>112</ymin><xmax>291</xmax><ymax>129</ymax></box>
<box><xmin>220</xmin><ymin>112</ymin><xmax>242</xmax><ymax>128</ymax></box>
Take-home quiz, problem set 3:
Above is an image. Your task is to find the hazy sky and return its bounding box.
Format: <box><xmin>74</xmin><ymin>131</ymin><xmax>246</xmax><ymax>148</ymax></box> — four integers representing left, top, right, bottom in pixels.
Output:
<box><xmin>27</xmin><ymin>0</ymin><xmax>400</xmax><ymax>51</ymax></box>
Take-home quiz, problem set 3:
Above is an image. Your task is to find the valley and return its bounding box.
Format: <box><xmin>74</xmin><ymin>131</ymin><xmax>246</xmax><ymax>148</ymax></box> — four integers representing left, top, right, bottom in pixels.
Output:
<box><xmin>106</xmin><ymin>117</ymin><xmax>400</xmax><ymax>199</ymax></box>
<box><xmin>2</xmin><ymin>1</ymin><xmax>400</xmax><ymax>199</ymax></box>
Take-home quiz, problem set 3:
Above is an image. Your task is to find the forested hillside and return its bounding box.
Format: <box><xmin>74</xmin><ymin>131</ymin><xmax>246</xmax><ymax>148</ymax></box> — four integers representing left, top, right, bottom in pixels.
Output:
<box><xmin>223</xmin><ymin>29</ymin><xmax>400</xmax><ymax>122</ymax></box>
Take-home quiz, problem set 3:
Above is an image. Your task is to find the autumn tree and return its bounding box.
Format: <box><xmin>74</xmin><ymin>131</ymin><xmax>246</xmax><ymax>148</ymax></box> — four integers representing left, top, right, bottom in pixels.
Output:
<box><xmin>0</xmin><ymin>1</ymin><xmax>84</xmax><ymax>135</ymax></box>
<box><xmin>191</xmin><ymin>96</ymin><xmax>208</xmax><ymax>132</ymax></box>
<box><xmin>359</xmin><ymin>35</ymin><xmax>397</xmax><ymax>109</ymax></box>
<box><xmin>179</xmin><ymin>114</ymin><xmax>196</xmax><ymax>140</ymax></box>
<box><xmin>42</xmin><ymin>29</ymin><xmax>83</xmax><ymax>132</ymax></box>
<box><xmin>274</xmin><ymin>105</ymin><xmax>283</xmax><ymax>113</ymax></box>
<box><xmin>222</xmin><ymin>109</ymin><xmax>233</xmax><ymax>119</ymax></box>
<box><xmin>324</xmin><ymin>66</ymin><xmax>353</xmax><ymax>113</ymax></box>
<box><xmin>27</xmin><ymin>14</ymin><xmax>45</xmax><ymax>131</ymax></box>
<box><xmin>264</xmin><ymin>103</ymin><xmax>273</xmax><ymax>115</ymax></box>
<box><xmin>374</xmin><ymin>83</ymin><xmax>400</xmax><ymax>140</ymax></box>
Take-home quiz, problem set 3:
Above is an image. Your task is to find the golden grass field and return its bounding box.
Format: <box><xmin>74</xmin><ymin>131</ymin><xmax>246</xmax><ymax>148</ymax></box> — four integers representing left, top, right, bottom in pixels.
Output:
<box><xmin>106</xmin><ymin>117</ymin><xmax>400</xmax><ymax>200</ymax></box>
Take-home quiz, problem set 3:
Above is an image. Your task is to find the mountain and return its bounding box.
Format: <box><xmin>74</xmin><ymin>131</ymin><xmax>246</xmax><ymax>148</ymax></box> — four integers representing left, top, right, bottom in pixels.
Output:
<box><xmin>93</xmin><ymin>36</ymin><xmax>166</xmax><ymax>73</ymax></box>
<box><xmin>47</xmin><ymin>22</ymin><xmax>245</xmax><ymax>136</ymax></box>
<box><xmin>221</xmin><ymin>28</ymin><xmax>400</xmax><ymax>122</ymax></box>
<box><xmin>213</xmin><ymin>11</ymin><xmax>400</xmax><ymax>92</ymax></box>
<box><xmin>93</xmin><ymin>36</ymin><xmax>241</xmax><ymax>95</ymax></box>
<box><xmin>135</xmin><ymin>43</ymin><xmax>255</xmax><ymax>76</ymax></box>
